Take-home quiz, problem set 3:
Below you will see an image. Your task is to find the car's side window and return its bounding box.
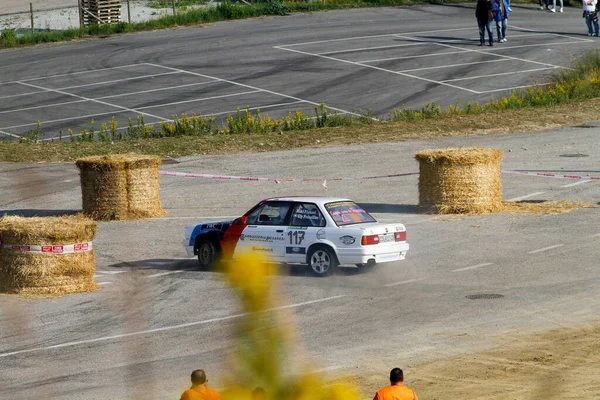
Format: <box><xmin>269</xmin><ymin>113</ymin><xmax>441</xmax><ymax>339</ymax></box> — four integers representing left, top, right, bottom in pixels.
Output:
<box><xmin>246</xmin><ymin>202</ymin><xmax>293</xmax><ymax>226</ymax></box>
<box><xmin>289</xmin><ymin>203</ymin><xmax>326</xmax><ymax>227</ymax></box>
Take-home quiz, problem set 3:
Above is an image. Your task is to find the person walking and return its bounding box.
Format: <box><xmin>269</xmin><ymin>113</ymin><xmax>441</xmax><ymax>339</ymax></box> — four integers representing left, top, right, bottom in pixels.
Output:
<box><xmin>373</xmin><ymin>368</ymin><xmax>418</xmax><ymax>400</ymax></box>
<box><xmin>539</xmin><ymin>0</ymin><xmax>549</xmax><ymax>10</ymax></box>
<box><xmin>583</xmin><ymin>0</ymin><xmax>599</xmax><ymax>36</ymax></box>
<box><xmin>180</xmin><ymin>370</ymin><xmax>222</xmax><ymax>400</ymax></box>
<box><xmin>549</xmin><ymin>0</ymin><xmax>563</xmax><ymax>12</ymax></box>
<box><xmin>495</xmin><ymin>0</ymin><xmax>510</xmax><ymax>42</ymax></box>
<box><xmin>476</xmin><ymin>0</ymin><xmax>496</xmax><ymax>46</ymax></box>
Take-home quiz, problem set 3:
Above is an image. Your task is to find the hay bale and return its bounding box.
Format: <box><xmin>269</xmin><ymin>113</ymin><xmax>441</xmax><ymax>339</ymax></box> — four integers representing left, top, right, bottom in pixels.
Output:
<box><xmin>0</xmin><ymin>215</ymin><xmax>98</xmax><ymax>296</ymax></box>
<box><xmin>76</xmin><ymin>153</ymin><xmax>165</xmax><ymax>221</ymax></box>
<box><xmin>415</xmin><ymin>148</ymin><xmax>504</xmax><ymax>214</ymax></box>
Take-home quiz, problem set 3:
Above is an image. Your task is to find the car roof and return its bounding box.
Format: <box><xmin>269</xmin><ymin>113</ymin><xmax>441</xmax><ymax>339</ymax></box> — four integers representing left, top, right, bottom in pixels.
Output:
<box><xmin>263</xmin><ymin>196</ymin><xmax>351</xmax><ymax>206</ymax></box>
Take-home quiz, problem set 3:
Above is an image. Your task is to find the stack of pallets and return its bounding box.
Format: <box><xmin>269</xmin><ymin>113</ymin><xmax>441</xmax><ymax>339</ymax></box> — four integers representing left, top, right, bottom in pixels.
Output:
<box><xmin>80</xmin><ymin>0</ymin><xmax>122</xmax><ymax>26</ymax></box>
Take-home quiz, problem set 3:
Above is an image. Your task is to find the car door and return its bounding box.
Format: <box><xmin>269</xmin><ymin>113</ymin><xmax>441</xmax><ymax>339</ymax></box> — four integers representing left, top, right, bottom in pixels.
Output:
<box><xmin>284</xmin><ymin>203</ymin><xmax>327</xmax><ymax>263</ymax></box>
<box><xmin>234</xmin><ymin>201</ymin><xmax>292</xmax><ymax>261</ymax></box>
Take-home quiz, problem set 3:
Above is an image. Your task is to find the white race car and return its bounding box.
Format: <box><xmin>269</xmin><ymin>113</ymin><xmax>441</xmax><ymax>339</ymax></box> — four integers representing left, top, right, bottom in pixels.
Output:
<box><xmin>184</xmin><ymin>197</ymin><xmax>409</xmax><ymax>276</ymax></box>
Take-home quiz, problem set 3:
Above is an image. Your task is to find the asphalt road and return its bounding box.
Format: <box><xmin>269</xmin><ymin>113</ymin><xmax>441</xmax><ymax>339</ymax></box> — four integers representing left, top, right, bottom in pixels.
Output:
<box><xmin>0</xmin><ymin>124</ymin><xmax>599</xmax><ymax>399</ymax></box>
<box><xmin>1</xmin><ymin>4</ymin><xmax>599</xmax><ymax>139</ymax></box>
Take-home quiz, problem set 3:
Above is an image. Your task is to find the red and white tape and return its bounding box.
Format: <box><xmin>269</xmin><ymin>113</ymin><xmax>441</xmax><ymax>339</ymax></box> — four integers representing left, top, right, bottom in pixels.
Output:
<box><xmin>158</xmin><ymin>170</ymin><xmax>419</xmax><ymax>190</ymax></box>
<box><xmin>502</xmin><ymin>170</ymin><xmax>600</xmax><ymax>180</ymax></box>
<box><xmin>0</xmin><ymin>241</ymin><xmax>93</xmax><ymax>254</ymax></box>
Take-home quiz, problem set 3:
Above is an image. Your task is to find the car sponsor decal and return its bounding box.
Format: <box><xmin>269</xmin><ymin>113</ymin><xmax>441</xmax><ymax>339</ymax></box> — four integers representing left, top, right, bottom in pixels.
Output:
<box><xmin>316</xmin><ymin>229</ymin><xmax>326</xmax><ymax>240</ymax></box>
<box><xmin>240</xmin><ymin>234</ymin><xmax>285</xmax><ymax>243</ymax></box>
<box><xmin>339</xmin><ymin>236</ymin><xmax>356</xmax><ymax>245</ymax></box>
<box><xmin>286</xmin><ymin>246</ymin><xmax>306</xmax><ymax>255</ymax></box>
<box><xmin>252</xmin><ymin>246</ymin><xmax>273</xmax><ymax>252</ymax></box>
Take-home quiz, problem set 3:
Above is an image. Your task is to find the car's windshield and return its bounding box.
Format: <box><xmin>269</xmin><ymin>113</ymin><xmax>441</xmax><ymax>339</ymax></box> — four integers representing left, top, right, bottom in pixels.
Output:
<box><xmin>324</xmin><ymin>201</ymin><xmax>376</xmax><ymax>226</ymax></box>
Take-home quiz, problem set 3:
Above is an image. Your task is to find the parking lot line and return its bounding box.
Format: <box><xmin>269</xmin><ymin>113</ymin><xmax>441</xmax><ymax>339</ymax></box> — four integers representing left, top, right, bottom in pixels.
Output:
<box><xmin>479</xmin><ymin>83</ymin><xmax>551</xmax><ymax>94</ymax></box>
<box><xmin>16</xmin><ymin>81</ymin><xmax>170</xmax><ymax>124</ymax></box>
<box><xmin>135</xmin><ymin>90</ymin><xmax>261</xmax><ymax>110</ymax></box>
<box><xmin>528</xmin><ymin>244</ymin><xmax>564</xmax><ymax>254</ymax></box>
<box><xmin>0</xmin><ymin>63</ymin><xmax>145</xmax><ymax>84</ymax></box>
<box><xmin>0</xmin><ymin>294</ymin><xmax>346</xmax><ymax>358</ymax></box>
<box><xmin>398</xmin><ymin>58</ymin><xmax>511</xmax><ymax>73</ymax></box>
<box><xmin>358</xmin><ymin>50</ymin><xmax>471</xmax><ymax>64</ymax></box>
<box><xmin>0</xmin><ymin>99</ymin><xmax>88</xmax><ymax>115</ymax></box>
<box><xmin>1</xmin><ymin>109</ymin><xmax>130</xmax><ymax>131</ymax></box>
<box><xmin>95</xmin><ymin>81</ymin><xmax>218</xmax><ymax>100</ymax></box>
<box><xmin>441</xmin><ymin>67</ymin><xmax>557</xmax><ymax>83</ymax></box>
<box><xmin>510</xmin><ymin>24</ymin><xmax>594</xmax><ymax>43</ymax></box>
<box><xmin>0</xmin><ymin>90</ymin><xmax>50</xmax><ymax>101</ymax></box>
<box><xmin>145</xmin><ymin>63</ymin><xmax>364</xmax><ymax>117</ymax></box>
<box><xmin>57</xmin><ymin>71</ymin><xmax>181</xmax><ymax>91</ymax></box>
<box><xmin>148</xmin><ymin>268</ymin><xmax>196</xmax><ymax>278</ymax></box>
<box><xmin>0</xmin><ymin>129</ymin><xmax>22</xmax><ymax>139</ymax></box>
<box><xmin>274</xmin><ymin>46</ymin><xmax>480</xmax><ymax>94</ymax></box>
<box><xmin>317</xmin><ymin>42</ymin><xmax>430</xmax><ymax>56</ymax></box>
<box><xmin>452</xmin><ymin>263</ymin><xmax>494</xmax><ymax>273</ymax></box>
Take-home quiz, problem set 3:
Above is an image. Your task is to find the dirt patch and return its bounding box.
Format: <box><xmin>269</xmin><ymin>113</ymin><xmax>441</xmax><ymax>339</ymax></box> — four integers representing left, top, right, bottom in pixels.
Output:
<box><xmin>359</xmin><ymin>323</ymin><xmax>600</xmax><ymax>399</ymax></box>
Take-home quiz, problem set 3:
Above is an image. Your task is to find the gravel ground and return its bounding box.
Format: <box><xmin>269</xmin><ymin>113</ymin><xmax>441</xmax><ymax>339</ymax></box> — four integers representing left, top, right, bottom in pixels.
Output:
<box><xmin>0</xmin><ymin>1</ymin><xmax>209</xmax><ymax>32</ymax></box>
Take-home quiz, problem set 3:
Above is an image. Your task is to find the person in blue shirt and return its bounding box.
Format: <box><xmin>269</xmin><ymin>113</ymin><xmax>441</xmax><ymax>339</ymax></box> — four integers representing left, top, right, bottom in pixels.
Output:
<box><xmin>494</xmin><ymin>0</ymin><xmax>510</xmax><ymax>43</ymax></box>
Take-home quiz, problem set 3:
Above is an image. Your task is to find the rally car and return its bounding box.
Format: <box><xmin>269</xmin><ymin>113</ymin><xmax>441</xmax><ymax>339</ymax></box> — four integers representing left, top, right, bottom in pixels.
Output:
<box><xmin>184</xmin><ymin>197</ymin><xmax>409</xmax><ymax>276</ymax></box>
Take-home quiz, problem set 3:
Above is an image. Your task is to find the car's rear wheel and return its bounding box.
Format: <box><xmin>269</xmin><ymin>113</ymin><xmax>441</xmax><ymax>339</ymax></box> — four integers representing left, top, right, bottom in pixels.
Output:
<box><xmin>197</xmin><ymin>239</ymin><xmax>218</xmax><ymax>269</ymax></box>
<box><xmin>308</xmin><ymin>246</ymin><xmax>338</xmax><ymax>277</ymax></box>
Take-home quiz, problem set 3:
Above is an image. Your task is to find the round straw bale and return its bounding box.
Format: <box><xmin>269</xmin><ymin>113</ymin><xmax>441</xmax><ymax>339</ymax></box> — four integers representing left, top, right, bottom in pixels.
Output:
<box><xmin>76</xmin><ymin>154</ymin><xmax>165</xmax><ymax>221</ymax></box>
<box><xmin>415</xmin><ymin>148</ymin><xmax>504</xmax><ymax>214</ymax></box>
<box><xmin>0</xmin><ymin>215</ymin><xmax>98</xmax><ymax>296</ymax></box>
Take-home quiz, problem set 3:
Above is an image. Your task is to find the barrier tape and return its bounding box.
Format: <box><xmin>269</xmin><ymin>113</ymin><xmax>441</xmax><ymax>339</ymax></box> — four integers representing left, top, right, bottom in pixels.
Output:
<box><xmin>502</xmin><ymin>170</ymin><xmax>600</xmax><ymax>180</ymax></box>
<box><xmin>0</xmin><ymin>241</ymin><xmax>93</xmax><ymax>254</ymax></box>
<box><xmin>159</xmin><ymin>170</ymin><xmax>419</xmax><ymax>190</ymax></box>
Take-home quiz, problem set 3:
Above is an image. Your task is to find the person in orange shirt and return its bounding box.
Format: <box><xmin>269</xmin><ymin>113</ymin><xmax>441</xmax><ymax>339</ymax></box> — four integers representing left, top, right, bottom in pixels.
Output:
<box><xmin>373</xmin><ymin>368</ymin><xmax>418</xmax><ymax>400</ymax></box>
<box><xmin>180</xmin><ymin>369</ymin><xmax>222</xmax><ymax>400</ymax></box>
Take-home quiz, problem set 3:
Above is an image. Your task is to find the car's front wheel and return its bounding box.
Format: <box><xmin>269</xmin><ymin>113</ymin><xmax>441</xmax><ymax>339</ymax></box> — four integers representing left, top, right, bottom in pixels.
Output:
<box><xmin>308</xmin><ymin>246</ymin><xmax>338</xmax><ymax>277</ymax></box>
<box><xmin>197</xmin><ymin>239</ymin><xmax>218</xmax><ymax>269</ymax></box>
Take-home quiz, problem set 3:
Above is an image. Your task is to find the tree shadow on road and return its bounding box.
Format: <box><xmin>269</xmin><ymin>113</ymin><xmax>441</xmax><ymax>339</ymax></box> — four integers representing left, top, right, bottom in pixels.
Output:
<box><xmin>358</xmin><ymin>203</ymin><xmax>421</xmax><ymax>214</ymax></box>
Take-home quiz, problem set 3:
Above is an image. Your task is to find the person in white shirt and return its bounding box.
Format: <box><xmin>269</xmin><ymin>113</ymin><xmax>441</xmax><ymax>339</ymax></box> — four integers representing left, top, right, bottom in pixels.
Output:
<box><xmin>583</xmin><ymin>0</ymin><xmax>599</xmax><ymax>36</ymax></box>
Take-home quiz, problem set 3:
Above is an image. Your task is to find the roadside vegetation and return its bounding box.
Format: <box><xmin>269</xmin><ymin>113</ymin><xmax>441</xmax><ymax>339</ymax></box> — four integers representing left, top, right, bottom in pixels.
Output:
<box><xmin>1</xmin><ymin>50</ymin><xmax>599</xmax><ymax>162</ymax></box>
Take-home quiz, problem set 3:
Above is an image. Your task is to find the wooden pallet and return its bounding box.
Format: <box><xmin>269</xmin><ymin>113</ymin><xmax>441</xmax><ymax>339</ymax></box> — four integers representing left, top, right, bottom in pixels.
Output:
<box><xmin>80</xmin><ymin>0</ymin><xmax>122</xmax><ymax>25</ymax></box>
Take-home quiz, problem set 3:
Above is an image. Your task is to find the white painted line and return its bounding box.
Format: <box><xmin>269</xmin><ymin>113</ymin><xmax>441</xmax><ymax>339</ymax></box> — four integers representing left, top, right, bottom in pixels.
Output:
<box><xmin>2</xmin><ymin>63</ymin><xmax>150</xmax><ymax>84</ymax></box>
<box><xmin>0</xmin><ymin>294</ymin><xmax>346</xmax><ymax>358</ymax></box>
<box><xmin>452</xmin><ymin>263</ymin><xmax>494</xmax><ymax>272</ymax></box>
<box><xmin>383</xmin><ymin>278</ymin><xmax>425</xmax><ymax>287</ymax></box>
<box><xmin>359</xmin><ymin>50</ymin><xmax>471</xmax><ymax>64</ymax></box>
<box><xmin>317</xmin><ymin>42</ymin><xmax>431</xmax><ymax>55</ymax></box>
<box><xmin>95</xmin><ymin>81</ymin><xmax>217</xmax><ymax>100</ymax></box>
<box><xmin>441</xmin><ymin>67</ymin><xmax>557</xmax><ymax>83</ymax></box>
<box><xmin>0</xmin><ymin>109</ymin><xmax>130</xmax><ymax>130</ymax></box>
<box><xmin>63</xmin><ymin>179</ymin><xmax>73</xmax><ymax>183</ymax></box>
<box><xmin>478</xmin><ymin>83</ymin><xmax>551</xmax><ymax>94</ymax></box>
<box><xmin>98</xmin><ymin>282</ymin><xmax>113</xmax><ymax>285</ymax></box>
<box><xmin>482</xmin><ymin>40</ymin><xmax>593</xmax><ymax>56</ymax></box>
<box><xmin>510</xmin><ymin>24</ymin><xmax>594</xmax><ymax>43</ymax></box>
<box><xmin>95</xmin><ymin>270</ymin><xmax>126</xmax><ymax>275</ymax></box>
<box><xmin>136</xmin><ymin>90</ymin><xmax>261</xmax><ymax>110</ymax></box>
<box><xmin>56</xmin><ymin>71</ymin><xmax>181</xmax><ymax>91</ymax></box>
<box><xmin>0</xmin><ymin>99</ymin><xmax>88</xmax><ymax>115</ymax></box>
<box><xmin>592</xmin><ymin>233</ymin><xmax>600</xmax><ymax>238</ymax></box>
<box><xmin>0</xmin><ymin>90</ymin><xmax>50</xmax><ymax>100</ymax></box>
<box><xmin>144</xmin><ymin>63</ymin><xmax>364</xmax><ymax>118</ymax></box>
<box><xmin>398</xmin><ymin>58</ymin><xmax>511</xmax><ymax>73</ymax></box>
<box><xmin>277</xmin><ymin>27</ymin><xmax>474</xmax><ymax>47</ymax></box>
<box><xmin>274</xmin><ymin>47</ymin><xmax>480</xmax><ymax>94</ymax></box>
<box><xmin>506</xmin><ymin>192</ymin><xmax>546</xmax><ymax>202</ymax></box>
<box><xmin>528</xmin><ymin>244</ymin><xmax>564</xmax><ymax>254</ymax></box>
<box><xmin>148</xmin><ymin>267</ymin><xmax>196</xmax><ymax>278</ymax></box>
<box><xmin>561</xmin><ymin>180</ymin><xmax>591</xmax><ymax>188</ymax></box>
<box><xmin>16</xmin><ymin>81</ymin><xmax>170</xmax><ymax>123</ymax></box>
<box><xmin>394</xmin><ymin>35</ymin><xmax>569</xmax><ymax>70</ymax></box>
<box><xmin>0</xmin><ymin>129</ymin><xmax>21</xmax><ymax>139</ymax></box>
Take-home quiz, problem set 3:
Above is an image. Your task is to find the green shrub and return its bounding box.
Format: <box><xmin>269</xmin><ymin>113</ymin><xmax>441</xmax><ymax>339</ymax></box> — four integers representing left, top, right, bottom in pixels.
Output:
<box><xmin>260</xmin><ymin>0</ymin><xmax>290</xmax><ymax>15</ymax></box>
<box><xmin>0</xmin><ymin>30</ymin><xmax>17</xmax><ymax>46</ymax></box>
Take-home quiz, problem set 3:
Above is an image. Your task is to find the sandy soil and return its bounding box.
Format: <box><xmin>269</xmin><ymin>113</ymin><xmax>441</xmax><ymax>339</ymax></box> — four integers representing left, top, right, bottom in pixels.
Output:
<box><xmin>359</xmin><ymin>322</ymin><xmax>600</xmax><ymax>400</ymax></box>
